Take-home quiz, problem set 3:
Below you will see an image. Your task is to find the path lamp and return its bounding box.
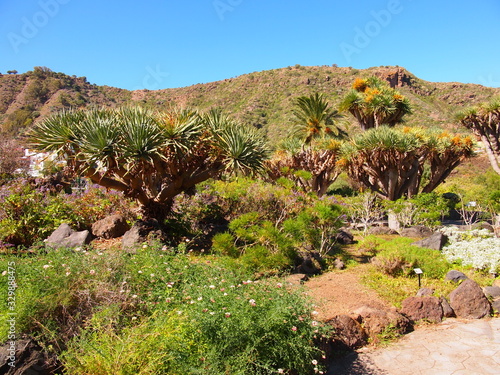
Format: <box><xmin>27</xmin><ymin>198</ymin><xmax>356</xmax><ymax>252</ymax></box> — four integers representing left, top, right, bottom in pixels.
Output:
<box><xmin>414</xmin><ymin>268</ymin><xmax>423</xmax><ymax>288</ymax></box>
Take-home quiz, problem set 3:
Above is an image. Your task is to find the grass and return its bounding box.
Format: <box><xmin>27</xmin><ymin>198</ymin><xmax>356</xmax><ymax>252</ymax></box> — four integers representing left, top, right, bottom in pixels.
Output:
<box><xmin>357</xmin><ymin>236</ymin><xmax>498</xmax><ymax>308</ymax></box>
<box><xmin>0</xmin><ymin>242</ymin><xmax>328</xmax><ymax>375</ymax></box>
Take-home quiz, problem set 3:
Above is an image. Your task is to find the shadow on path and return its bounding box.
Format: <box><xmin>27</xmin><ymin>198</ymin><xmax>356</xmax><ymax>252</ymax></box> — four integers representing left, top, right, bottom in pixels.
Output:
<box><xmin>327</xmin><ymin>352</ymin><xmax>387</xmax><ymax>375</ymax></box>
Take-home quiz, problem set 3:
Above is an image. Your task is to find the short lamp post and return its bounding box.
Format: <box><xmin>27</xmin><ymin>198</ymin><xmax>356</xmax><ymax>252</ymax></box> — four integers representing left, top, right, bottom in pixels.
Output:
<box><xmin>414</xmin><ymin>268</ymin><xmax>423</xmax><ymax>288</ymax></box>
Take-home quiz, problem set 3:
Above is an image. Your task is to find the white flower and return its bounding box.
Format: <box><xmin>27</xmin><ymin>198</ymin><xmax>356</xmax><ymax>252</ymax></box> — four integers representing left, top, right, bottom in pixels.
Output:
<box><xmin>278</xmin><ymin>369</ymin><xmax>284</xmax><ymax>374</ymax></box>
<box><xmin>43</xmin><ymin>264</ymin><xmax>50</xmax><ymax>269</ymax></box>
<box><xmin>197</xmin><ymin>296</ymin><xmax>203</xmax><ymax>301</ymax></box>
<box><xmin>312</xmin><ymin>359</ymin><xmax>318</xmax><ymax>365</ymax></box>
<box><xmin>209</xmin><ymin>285</ymin><xmax>215</xmax><ymax>289</ymax></box>
<box><xmin>89</xmin><ymin>269</ymin><xmax>96</xmax><ymax>275</ymax></box>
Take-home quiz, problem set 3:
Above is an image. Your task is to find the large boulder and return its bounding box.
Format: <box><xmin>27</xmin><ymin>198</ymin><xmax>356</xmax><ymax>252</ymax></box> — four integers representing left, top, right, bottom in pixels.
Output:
<box><xmin>45</xmin><ymin>224</ymin><xmax>92</xmax><ymax>249</ymax></box>
<box><xmin>449</xmin><ymin>279</ymin><xmax>492</xmax><ymax>319</ymax></box>
<box><xmin>445</xmin><ymin>270</ymin><xmax>468</xmax><ymax>283</ymax></box>
<box><xmin>400</xmin><ymin>296</ymin><xmax>443</xmax><ymax>323</ymax></box>
<box><xmin>121</xmin><ymin>220</ymin><xmax>167</xmax><ymax>252</ymax></box>
<box><xmin>325</xmin><ymin>314</ymin><xmax>368</xmax><ymax>350</ymax></box>
<box><xmin>412</xmin><ymin>232</ymin><xmax>448</xmax><ymax>250</ymax></box>
<box><xmin>400</xmin><ymin>226</ymin><xmax>434</xmax><ymax>238</ymax></box>
<box><xmin>92</xmin><ymin>214</ymin><xmax>130</xmax><ymax>239</ymax></box>
<box><xmin>351</xmin><ymin>306</ymin><xmax>412</xmax><ymax>339</ymax></box>
<box><xmin>336</xmin><ymin>229</ymin><xmax>354</xmax><ymax>245</ymax></box>
<box><xmin>483</xmin><ymin>286</ymin><xmax>500</xmax><ymax>299</ymax></box>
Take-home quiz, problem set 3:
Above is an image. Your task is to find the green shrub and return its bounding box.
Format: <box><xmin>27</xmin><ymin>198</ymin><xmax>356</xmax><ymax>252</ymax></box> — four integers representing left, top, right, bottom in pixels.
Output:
<box><xmin>212</xmin><ymin>232</ymin><xmax>238</xmax><ymax>257</ymax></box>
<box><xmin>2</xmin><ymin>243</ymin><xmax>327</xmax><ymax>374</ymax></box>
<box><xmin>371</xmin><ymin>237</ymin><xmax>451</xmax><ymax>279</ymax></box>
<box><xmin>384</xmin><ymin>192</ymin><xmax>449</xmax><ymax>228</ymax></box>
<box><xmin>0</xmin><ymin>183</ymin><xmax>137</xmax><ymax>247</ymax></box>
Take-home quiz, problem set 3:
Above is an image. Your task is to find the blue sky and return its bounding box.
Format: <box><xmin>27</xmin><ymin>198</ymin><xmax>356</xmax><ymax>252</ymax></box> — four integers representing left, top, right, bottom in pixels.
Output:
<box><xmin>1</xmin><ymin>0</ymin><xmax>499</xmax><ymax>90</ymax></box>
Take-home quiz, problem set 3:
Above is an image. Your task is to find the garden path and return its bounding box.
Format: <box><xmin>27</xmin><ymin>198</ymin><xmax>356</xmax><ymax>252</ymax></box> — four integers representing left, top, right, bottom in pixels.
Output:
<box><xmin>304</xmin><ymin>260</ymin><xmax>500</xmax><ymax>375</ymax></box>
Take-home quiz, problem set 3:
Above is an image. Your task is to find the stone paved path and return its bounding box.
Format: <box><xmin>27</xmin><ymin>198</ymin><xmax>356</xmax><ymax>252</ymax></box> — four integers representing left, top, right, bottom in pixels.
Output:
<box><xmin>327</xmin><ymin>318</ymin><xmax>500</xmax><ymax>375</ymax></box>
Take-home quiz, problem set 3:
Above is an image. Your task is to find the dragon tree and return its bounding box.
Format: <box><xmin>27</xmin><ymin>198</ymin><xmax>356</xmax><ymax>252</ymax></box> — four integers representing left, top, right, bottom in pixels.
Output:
<box><xmin>456</xmin><ymin>97</ymin><xmax>500</xmax><ymax>175</ymax></box>
<box><xmin>266</xmin><ymin>93</ymin><xmax>346</xmax><ymax>196</ymax></box>
<box><xmin>339</xmin><ymin>126</ymin><xmax>474</xmax><ymax>200</ymax></box>
<box><xmin>28</xmin><ymin>107</ymin><xmax>268</xmax><ymax>222</ymax></box>
<box><xmin>339</xmin><ymin>76</ymin><xmax>412</xmax><ymax>130</ymax></box>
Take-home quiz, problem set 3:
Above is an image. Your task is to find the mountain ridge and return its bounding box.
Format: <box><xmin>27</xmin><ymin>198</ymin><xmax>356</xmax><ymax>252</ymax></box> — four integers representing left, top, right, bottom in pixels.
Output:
<box><xmin>1</xmin><ymin>65</ymin><xmax>499</xmax><ymax>143</ymax></box>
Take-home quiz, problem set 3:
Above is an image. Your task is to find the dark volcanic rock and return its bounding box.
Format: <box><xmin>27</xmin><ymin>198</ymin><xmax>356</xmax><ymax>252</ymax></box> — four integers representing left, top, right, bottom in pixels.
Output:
<box><xmin>400</xmin><ymin>226</ymin><xmax>433</xmax><ymax>238</ymax></box>
<box><xmin>449</xmin><ymin>279</ymin><xmax>492</xmax><ymax>319</ymax></box>
<box><xmin>92</xmin><ymin>214</ymin><xmax>130</xmax><ymax>239</ymax></box>
<box><xmin>445</xmin><ymin>270</ymin><xmax>468</xmax><ymax>283</ymax></box>
<box><xmin>326</xmin><ymin>314</ymin><xmax>368</xmax><ymax>350</ymax></box>
<box><xmin>412</xmin><ymin>232</ymin><xmax>448</xmax><ymax>250</ymax></box>
<box><xmin>401</xmin><ymin>296</ymin><xmax>443</xmax><ymax>323</ymax></box>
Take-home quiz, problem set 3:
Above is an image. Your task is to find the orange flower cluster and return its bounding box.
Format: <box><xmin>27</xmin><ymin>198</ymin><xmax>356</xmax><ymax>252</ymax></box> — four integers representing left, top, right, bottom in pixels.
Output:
<box><xmin>364</xmin><ymin>88</ymin><xmax>381</xmax><ymax>102</ymax></box>
<box><xmin>352</xmin><ymin>78</ymin><xmax>368</xmax><ymax>92</ymax></box>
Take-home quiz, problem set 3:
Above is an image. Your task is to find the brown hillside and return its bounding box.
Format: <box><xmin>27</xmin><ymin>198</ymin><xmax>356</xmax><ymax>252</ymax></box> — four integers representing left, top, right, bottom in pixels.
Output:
<box><xmin>1</xmin><ymin>65</ymin><xmax>499</xmax><ymax>144</ymax></box>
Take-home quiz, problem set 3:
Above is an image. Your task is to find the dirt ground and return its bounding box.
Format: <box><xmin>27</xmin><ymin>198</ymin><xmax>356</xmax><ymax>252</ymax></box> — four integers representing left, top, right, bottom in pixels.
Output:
<box><xmin>304</xmin><ymin>263</ymin><xmax>390</xmax><ymax>321</ymax></box>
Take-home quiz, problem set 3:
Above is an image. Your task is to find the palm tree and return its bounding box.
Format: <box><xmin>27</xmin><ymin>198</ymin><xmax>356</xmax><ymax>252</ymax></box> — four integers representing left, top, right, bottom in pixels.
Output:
<box><xmin>28</xmin><ymin>107</ymin><xmax>268</xmax><ymax>222</ymax></box>
<box><xmin>456</xmin><ymin>97</ymin><xmax>500</xmax><ymax>175</ymax></box>
<box><xmin>291</xmin><ymin>93</ymin><xmax>346</xmax><ymax>145</ymax></box>
<box><xmin>266</xmin><ymin>93</ymin><xmax>345</xmax><ymax>196</ymax></box>
<box><xmin>339</xmin><ymin>77</ymin><xmax>412</xmax><ymax>130</ymax></box>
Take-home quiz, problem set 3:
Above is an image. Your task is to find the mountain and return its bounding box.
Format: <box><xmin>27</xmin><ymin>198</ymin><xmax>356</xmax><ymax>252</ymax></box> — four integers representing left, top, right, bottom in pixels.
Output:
<box><xmin>1</xmin><ymin>65</ymin><xmax>499</xmax><ymax>144</ymax></box>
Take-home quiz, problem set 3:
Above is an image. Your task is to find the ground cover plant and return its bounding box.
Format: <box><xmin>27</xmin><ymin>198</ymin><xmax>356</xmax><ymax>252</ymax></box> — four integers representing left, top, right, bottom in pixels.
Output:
<box><xmin>358</xmin><ymin>234</ymin><xmax>499</xmax><ymax>308</ymax></box>
<box><xmin>0</xmin><ymin>243</ymin><xmax>327</xmax><ymax>375</ymax></box>
<box><xmin>440</xmin><ymin>227</ymin><xmax>500</xmax><ymax>274</ymax></box>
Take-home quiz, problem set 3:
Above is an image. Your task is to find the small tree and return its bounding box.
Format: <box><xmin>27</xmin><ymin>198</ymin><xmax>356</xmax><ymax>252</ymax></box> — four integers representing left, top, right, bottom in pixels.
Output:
<box><xmin>339</xmin><ymin>77</ymin><xmax>412</xmax><ymax>130</ymax></box>
<box><xmin>28</xmin><ymin>107</ymin><xmax>268</xmax><ymax>222</ymax></box>
<box><xmin>456</xmin><ymin>97</ymin><xmax>500</xmax><ymax>175</ymax></box>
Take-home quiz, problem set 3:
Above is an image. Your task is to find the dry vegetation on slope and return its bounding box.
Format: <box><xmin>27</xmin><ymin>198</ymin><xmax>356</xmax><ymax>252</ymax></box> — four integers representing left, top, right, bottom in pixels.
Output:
<box><xmin>1</xmin><ymin>65</ymin><xmax>499</xmax><ymax>144</ymax></box>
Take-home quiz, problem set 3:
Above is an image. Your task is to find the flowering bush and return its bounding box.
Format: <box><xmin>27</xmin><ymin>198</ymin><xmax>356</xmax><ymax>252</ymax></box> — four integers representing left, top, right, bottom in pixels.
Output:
<box><xmin>0</xmin><ymin>181</ymin><xmax>137</xmax><ymax>247</ymax></box>
<box><xmin>440</xmin><ymin>227</ymin><xmax>500</xmax><ymax>274</ymax></box>
<box><xmin>0</xmin><ymin>243</ymin><xmax>327</xmax><ymax>374</ymax></box>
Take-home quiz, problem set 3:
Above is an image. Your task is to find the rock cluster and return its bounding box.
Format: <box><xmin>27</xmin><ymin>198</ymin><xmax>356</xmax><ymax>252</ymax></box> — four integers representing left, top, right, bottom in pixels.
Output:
<box><xmin>324</xmin><ymin>270</ymin><xmax>497</xmax><ymax>353</ymax></box>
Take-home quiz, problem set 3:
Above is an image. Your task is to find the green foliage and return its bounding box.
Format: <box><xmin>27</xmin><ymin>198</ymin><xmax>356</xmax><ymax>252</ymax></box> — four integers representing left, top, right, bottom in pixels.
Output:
<box><xmin>0</xmin><ymin>183</ymin><xmax>137</xmax><ymax>247</ymax></box>
<box><xmin>284</xmin><ymin>202</ymin><xmax>345</xmax><ymax>256</ymax></box>
<box><xmin>369</xmin><ymin>237</ymin><xmax>451</xmax><ymax>279</ymax></box>
<box><xmin>211</xmin><ymin>198</ymin><xmax>345</xmax><ymax>274</ymax></box>
<box><xmin>0</xmin><ymin>244</ymin><xmax>326</xmax><ymax>374</ymax></box>
<box><xmin>385</xmin><ymin>192</ymin><xmax>450</xmax><ymax>228</ymax></box>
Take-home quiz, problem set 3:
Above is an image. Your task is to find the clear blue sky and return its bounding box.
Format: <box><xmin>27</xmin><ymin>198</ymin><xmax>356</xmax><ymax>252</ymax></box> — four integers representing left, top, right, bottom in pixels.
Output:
<box><xmin>1</xmin><ymin>0</ymin><xmax>499</xmax><ymax>90</ymax></box>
